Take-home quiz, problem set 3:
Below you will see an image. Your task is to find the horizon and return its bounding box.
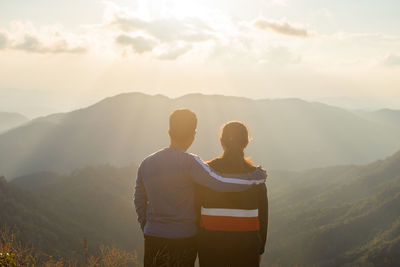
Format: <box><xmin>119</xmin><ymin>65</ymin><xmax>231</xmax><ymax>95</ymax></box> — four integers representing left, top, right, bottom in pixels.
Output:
<box><xmin>1</xmin><ymin>0</ymin><xmax>400</xmax><ymax>117</ymax></box>
<box><xmin>2</xmin><ymin>90</ymin><xmax>400</xmax><ymax>119</ymax></box>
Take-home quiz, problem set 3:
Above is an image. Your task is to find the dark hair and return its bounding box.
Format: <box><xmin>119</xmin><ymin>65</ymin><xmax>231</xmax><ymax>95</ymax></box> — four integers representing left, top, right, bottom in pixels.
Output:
<box><xmin>220</xmin><ymin>121</ymin><xmax>253</xmax><ymax>164</ymax></box>
<box><xmin>169</xmin><ymin>109</ymin><xmax>197</xmax><ymax>141</ymax></box>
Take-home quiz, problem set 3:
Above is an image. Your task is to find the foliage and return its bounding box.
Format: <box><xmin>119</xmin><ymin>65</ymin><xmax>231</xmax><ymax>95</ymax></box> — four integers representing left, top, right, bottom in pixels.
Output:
<box><xmin>0</xmin><ymin>226</ymin><xmax>138</xmax><ymax>267</ymax></box>
<box><xmin>264</xmin><ymin>150</ymin><xmax>400</xmax><ymax>266</ymax></box>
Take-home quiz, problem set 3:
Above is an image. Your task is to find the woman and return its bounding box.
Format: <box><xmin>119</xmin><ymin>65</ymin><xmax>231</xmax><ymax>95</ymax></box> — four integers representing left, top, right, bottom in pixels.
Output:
<box><xmin>197</xmin><ymin>121</ymin><xmax>268</xmax><ymax>267</ymax></box>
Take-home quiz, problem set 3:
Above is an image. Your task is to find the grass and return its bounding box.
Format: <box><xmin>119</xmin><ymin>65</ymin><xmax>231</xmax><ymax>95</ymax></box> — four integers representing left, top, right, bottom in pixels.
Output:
<box><xmin>0</xmin><ymin>226</ymin><xmax>139</xmax><ymax>267</ymax></box>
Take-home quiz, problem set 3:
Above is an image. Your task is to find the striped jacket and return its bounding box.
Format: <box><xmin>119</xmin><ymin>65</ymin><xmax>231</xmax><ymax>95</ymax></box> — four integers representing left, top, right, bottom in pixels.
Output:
<box><xmin>197</xmin><ymin>157</ymin><xmax>268</xmax><ymax>254</ymax></box>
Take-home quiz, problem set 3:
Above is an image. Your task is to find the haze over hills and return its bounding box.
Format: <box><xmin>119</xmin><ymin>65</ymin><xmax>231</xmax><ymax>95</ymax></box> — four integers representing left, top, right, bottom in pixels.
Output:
<box><xmin>1</xmin><ymin>93</ymin><xmax>400</xmax><ymax>179</ymax></box>
<box><xmin>0</xmin><ymin>111</ymin><xmax>28</xmax><ymax>133</ymax></box>
<box><xmin>0</xmin><ymin>175</ymin><xmax>90</xmax><ymax>256</ymax></box>
<box><xmin>3</xmin><ymin>149</ymin><xmax>400</xmax><ymax>266</ymax></box>
<box><xmin>315</xmin><ymin>97</ymin><xmax>400</xmax><ymax>111</ymax></box>
<box><xmin>355</xmin><ymin>109</ymin><xmax>400</xmax><ymax>130</ymax></box>
<box><xmin>267</xmin><ymin>150</ymin><xmax>400</xmax><ymax>266</ymax></box>
<box><xmin>1</xmin><ymin>164</ymin><xmax>143</xmax><ymax>258</ymax></box>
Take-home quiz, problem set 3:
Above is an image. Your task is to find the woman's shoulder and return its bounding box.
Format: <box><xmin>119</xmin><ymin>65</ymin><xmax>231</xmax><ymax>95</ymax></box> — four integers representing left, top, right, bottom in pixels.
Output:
<box><xmin>207</xmin><ymin>157</ymin><xmax>257</xmax><ymax>174</ymax></box>
<box><xmin>206</xmin><ymin>157</ymin><xmax>222</xmax><ymax>168</ymax></box>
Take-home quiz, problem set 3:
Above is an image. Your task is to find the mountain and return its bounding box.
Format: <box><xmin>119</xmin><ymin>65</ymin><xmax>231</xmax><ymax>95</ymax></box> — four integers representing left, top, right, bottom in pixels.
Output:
<box><xmin>0</xmin><ymin>112</ymin><xmax>28</xmax><ymax>133</ymax></box>
<box><xmin>266</xmin><ymin>150</ymin><xmax>400</xmax><ymax>266</ymax></box>
<box><xmin>0</xmin><ymin>175</ymin><xmax>86</xmax><ymax>255</ymax></box>
<box><xmin>3</xmin><ymin>149</ymin><xmax>400</xmax><ymax>266</ymax></box>
<box><xmin>1</xmin><ymin>93</ymin><xmax>400</xmax><ymax>178</ymax></box>
<box><xmin>355</xmin><ymin>109</ymin><xmax>400</xmax><ymax>130</ymax></box>
<box><xmin>2</xmin><ymin>163</ymin><xmax>143</xmax><ymax>258</ymax></box>
<box><xmin>11</xmin><ymin>171</ymin><xmax>62</xmax><ymax>191</ymax></box>
<box><xmin>315</xmin><ymin>97</ymin><xmax>400</xmax><ymax>111</ymax></box>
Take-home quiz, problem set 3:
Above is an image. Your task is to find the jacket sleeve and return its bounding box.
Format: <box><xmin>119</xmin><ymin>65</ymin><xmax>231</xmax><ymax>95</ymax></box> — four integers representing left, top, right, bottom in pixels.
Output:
<box><xmin>134</xmin><ymin>164</ymin><xmax>147</xmax><ymax>231</ymax></box>
<box><xmin>258</xmin><ymin>183</ymin><xmax>268</xmax><ymax>255</ymax></box>
<box><xmin>186</xmin><ymin>154</ymin><xmax>266</xmax><ymax>192</ymax></box>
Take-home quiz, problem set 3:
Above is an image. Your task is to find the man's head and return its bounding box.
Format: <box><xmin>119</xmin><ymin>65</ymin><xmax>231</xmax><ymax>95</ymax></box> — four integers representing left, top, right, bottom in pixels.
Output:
<box><xmin>168</xmin><ymin>108</ymin><xmax>197</xmax><ymax>151</ymax></box>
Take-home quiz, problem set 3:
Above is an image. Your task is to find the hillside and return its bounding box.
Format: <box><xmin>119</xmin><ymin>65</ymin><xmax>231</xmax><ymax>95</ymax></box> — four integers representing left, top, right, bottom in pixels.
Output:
<box><xmin>266</xmin><ymin>150</ymin><xmax>400</xmax><ymax>266</ymax></box>
<box><xmin>2</xmin><ymin>164</ymin><xmax>142</xmax><ymax>259</ymax></box>
<box><xmin>0</xmin><ymin>112</ymin><xmax>28</xmax><ymax>133</ymax></box>
<box><xmin>356</xmin><ymin>109</ymin><xmax>400</xmax><ymax>130</ymax></box>
<box><xmin>1</xmin><ymin>93</ymin><xmax>400</xmax><ymax>178</ymax></box>
<box><xmin>0</xmin><ymin>175</ymin><xmax>85</xmax><ymax>255</ymax></box>
<box><xmin>9</xmin><ymin>165</ymin><xmax>141</xmax><ymax>258</ymax></box>
<box><xmin>1</xmin><ymin>150</ymin><xmax>399</xmax><ymax>266</ymax></box>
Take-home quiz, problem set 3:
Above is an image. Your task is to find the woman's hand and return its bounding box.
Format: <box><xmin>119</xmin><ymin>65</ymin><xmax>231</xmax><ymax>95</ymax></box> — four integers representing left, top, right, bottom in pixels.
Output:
<box><xmin>256</xmin><ymin>166</ymin><xmax>268</xmax><ymax>181</ymax></box>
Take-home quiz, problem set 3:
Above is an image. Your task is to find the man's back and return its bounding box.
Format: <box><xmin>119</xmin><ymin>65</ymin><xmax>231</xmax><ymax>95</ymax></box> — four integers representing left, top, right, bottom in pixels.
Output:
<box><xmin>137</xmin><ymin>147</ymin><xmax>199</xmax><ymax>238</ymax></box>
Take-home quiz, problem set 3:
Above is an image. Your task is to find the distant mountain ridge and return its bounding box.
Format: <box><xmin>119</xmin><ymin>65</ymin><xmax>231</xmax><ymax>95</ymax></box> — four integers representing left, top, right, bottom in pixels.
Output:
<box><xmin>355</xmin><ymin>109</ymin><xmax>400</xmax><ymax>129</ymax></box>
<box><xmin>0</xmin><ymin>111</ymin><xmax>28</xmax><ymax>133</ymax></box>
<box><xmin>1</xmin><ymin>92</ymin><xmax>400</xmax><ymax>178</ymax></box>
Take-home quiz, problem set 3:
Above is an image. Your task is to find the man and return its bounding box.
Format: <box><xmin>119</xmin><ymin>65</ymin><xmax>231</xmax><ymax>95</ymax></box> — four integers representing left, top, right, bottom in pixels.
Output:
<box><xmin>134</xmin><ymin>109</ymin><xmax>266</xmax><ymax>267</ymax></box>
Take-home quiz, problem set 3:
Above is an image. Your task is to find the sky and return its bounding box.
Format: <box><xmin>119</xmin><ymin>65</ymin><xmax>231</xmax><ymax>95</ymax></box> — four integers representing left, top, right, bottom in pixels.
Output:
<box><xmin>1</xmin><ymin>0</ymin><xmax>400</xmax><ymax>117</ymax></box>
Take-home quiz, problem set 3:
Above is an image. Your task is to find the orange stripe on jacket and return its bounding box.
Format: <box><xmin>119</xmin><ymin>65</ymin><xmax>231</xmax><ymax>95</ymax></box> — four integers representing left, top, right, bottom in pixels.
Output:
<box><xmin>200</xmin><ymin>215</ymin><xmax>260</xmax><ymax>231</ymax></box>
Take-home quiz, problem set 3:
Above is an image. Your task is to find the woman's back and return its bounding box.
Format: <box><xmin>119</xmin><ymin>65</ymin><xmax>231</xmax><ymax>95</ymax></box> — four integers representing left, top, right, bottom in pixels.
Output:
<box><xmin>199</xmin><ymin>157</ymin><xmax>260</xmax><ymax>231</ymax></box>
<box><xmin>197</xmin><ymin>156</ymin><xmax>268</xmax><ymax>267</ymax></box>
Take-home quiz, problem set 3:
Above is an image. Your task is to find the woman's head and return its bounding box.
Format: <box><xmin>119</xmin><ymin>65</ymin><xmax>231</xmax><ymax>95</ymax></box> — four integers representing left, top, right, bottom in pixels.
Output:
<box><xmin>220</xmin><ymin>121</ymin><xmax>250</xmax><ymax>153</ymax></box>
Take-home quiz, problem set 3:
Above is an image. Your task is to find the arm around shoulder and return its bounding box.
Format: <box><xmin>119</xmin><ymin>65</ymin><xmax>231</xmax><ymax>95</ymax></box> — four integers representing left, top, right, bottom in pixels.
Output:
<box><xmin>186</xmin><ymin>154</ymin><xmax>266</xmax><ymax>192</ymax></box>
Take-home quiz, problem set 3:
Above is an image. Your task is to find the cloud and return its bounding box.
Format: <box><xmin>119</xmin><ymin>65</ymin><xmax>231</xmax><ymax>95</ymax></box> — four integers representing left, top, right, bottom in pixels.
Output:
<box><xmin>0</xmin><ymin>22</ymin><xmax>87</xmax><ymax>54</ymax></box>
<box><xmin>111</xmin><ymin>14</ymin><xmax>215</xmax><ymax>43</ymax></box>
<box><xmin>20</xmin><ymin>34</ymin><xmax>85</xmax><ymax>54</ymax></box>
<box><xmin>254</xmin><ymin>18</ymin><xmax>310</xmax><ymax>38</ymax></box>
<box><xmin>383</xmin><ymin>54</ymin><xmax>400</xmax><ymax>67</ymax></box>
<box><xmin>14</xmin><ymin>35</ymin><xmax>40</xmax><ymax>51</ymax></box>
<box><xmin>12</xmin><ymin>34</ymin><xmax>85</xmax><ymax>54</ymax></box>
<box><xmin>115</xmin><ymin>34</ymin><xmax>156</xmax><ymax>53</ymax></box>
<box><xmin>158</xmin><ymin>44</ymin><xmax>192</xmax><ymax>60</ymax></box>
<box><xmin>0</xmin><ymin>32</ymin><xmax>8</xmax><ymax>49</ymax></box>
<box><xmin>106</xmin><ymin>5</ymin><xmax>215</xmax><ymax>60</ymax></box>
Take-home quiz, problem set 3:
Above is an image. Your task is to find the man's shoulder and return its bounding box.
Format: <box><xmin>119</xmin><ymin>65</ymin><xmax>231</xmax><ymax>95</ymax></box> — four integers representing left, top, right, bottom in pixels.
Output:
<box><xmin>140</xmin><ymin>148</ymin><xmax>192</xmax><ymax>167</ymax></box>
<box><xmin>140</xmin><ymin>148</ymin><xmax>166</xmax><ymax>167</ymax></box>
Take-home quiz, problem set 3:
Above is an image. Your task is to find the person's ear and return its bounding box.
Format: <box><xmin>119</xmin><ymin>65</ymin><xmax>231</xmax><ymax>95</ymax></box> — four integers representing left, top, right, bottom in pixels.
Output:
<box><xmin>168</xmin><ymin>129</ymin><xmax>171</xmax><ymax>137</ymax></box>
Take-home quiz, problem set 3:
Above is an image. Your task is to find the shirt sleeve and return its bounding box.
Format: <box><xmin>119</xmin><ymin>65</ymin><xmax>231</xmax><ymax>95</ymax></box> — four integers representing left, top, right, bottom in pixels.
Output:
<box><xmin>258</xmin><ymin>184</ymin><xmax>268</xmax><ymax>255</ymax></box>
<box><xmin>186</xmin><ymin>154</ymin><xmax>266</xmax><ymax>192</ymax></box>
<box><xmin>134</xmin><ymin>164</ymin><xmax>148</xmax><ymax>231</ymax></box>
